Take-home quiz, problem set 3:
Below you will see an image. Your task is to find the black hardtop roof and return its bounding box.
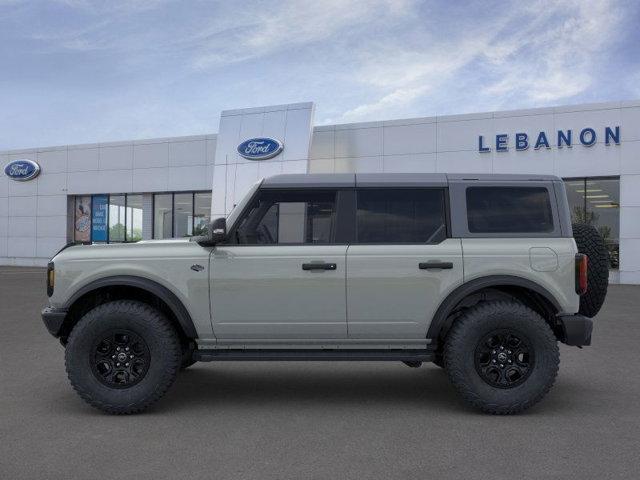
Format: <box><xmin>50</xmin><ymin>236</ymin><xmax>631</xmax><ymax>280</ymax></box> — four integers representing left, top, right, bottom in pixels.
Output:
<box><xmin>261</xmin><ymin>173</ymin><xmax>561</xmax><ymax>188</ymax></box>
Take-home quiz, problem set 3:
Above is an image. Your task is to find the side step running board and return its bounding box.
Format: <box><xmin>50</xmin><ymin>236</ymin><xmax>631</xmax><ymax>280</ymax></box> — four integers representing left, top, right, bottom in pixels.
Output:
<box><xmin>193</xmin><ymin>349</ymin><xmax>435</xmax><ymax>362</ymax></box>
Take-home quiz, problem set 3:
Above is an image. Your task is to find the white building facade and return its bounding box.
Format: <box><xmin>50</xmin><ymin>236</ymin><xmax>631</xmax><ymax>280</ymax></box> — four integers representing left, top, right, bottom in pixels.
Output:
<box><xmin>2</xmin><ymin>100</ymin><xmax>639</xmax><ymax>283</ymax></box>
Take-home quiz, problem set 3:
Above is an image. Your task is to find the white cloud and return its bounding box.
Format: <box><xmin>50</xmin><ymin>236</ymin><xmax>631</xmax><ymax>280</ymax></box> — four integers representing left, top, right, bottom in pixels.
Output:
<box><xmin>191</xmin><ymin>0</ymin><xmax>413</xmax><ymax>69</ymax></box>
<box><xmin>481</xmin><ymin>0</ymin><xmax>621</xmax><ymax>105</ymax></box>
<box><xmin>0</xmin><ymin>0</ymin><xmax>634</xmax><ymax>149</ymax></box>
<box><xmin>334</xmin><ymin>0</ymin><xmax>624</xmax><ymax>122</ymax></box>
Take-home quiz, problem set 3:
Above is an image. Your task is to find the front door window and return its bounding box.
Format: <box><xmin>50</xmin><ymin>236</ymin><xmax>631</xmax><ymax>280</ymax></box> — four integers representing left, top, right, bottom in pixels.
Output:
<box><xmin>234</xmin><ymin>190</ymin><xmax>337</xmax><ymax>245</ymax></box>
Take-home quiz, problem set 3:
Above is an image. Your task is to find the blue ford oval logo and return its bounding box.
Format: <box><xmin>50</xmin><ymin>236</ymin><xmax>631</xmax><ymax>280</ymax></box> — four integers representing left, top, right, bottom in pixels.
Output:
<box><xmin>237</xmin><ymin>137</ymin><xmax>283</xmax><ymax>160</ymax></box>
<box><xmin>4</xmin><ymin>159</ymin><xmax>41</xmax><ymax>181</ymax></box>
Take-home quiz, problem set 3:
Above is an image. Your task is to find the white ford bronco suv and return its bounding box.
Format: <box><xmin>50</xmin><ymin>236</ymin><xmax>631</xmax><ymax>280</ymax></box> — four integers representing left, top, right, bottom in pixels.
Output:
<box><xmin>42</xmin><ymin>173</ymin><xmax>609</xmax><ymax>414</ymax></box>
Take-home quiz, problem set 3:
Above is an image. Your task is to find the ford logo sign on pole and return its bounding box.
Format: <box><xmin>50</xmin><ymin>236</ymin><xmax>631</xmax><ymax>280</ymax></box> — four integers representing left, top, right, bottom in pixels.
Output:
<box><xmin>4</xmin><ymin>159</ymin><xmax>41</xmax><ymax>181</ymax></box>
<box><xmin>237</xmin><ymin>138</ymin><xmax>283</xmax><ymax>160</ymax></box>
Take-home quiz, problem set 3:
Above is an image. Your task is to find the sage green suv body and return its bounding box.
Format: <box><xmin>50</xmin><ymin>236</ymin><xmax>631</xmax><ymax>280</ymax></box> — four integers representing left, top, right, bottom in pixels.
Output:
<box><xmin>42</xmin><ymin>173</ymin><xmax>600</xmax><ymax>414</ymax></box>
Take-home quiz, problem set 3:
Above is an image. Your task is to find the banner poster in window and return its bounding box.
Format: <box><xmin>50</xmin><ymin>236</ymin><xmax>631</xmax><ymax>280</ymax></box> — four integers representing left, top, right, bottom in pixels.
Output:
<box><xmin>74</xmin><ymin>196</ymin><xmax>91</xmax><ymax>242</ymax></box>
<box><xmin>91</xmin><ymin>194</ymin><xmax>108</xmax><ymax>242</ymax></box>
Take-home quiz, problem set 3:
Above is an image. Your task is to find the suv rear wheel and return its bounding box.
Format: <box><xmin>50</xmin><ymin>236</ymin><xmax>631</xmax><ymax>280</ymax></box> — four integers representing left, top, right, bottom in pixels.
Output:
<box><xmin>65</xmin><ymin>300</ymin><xmax>181</xmax><ymax>414</ymax></box>
<box><xmin>444</xmin><ymin>301</ymin><xmax>559</xmax><ymax>414</ymax></box>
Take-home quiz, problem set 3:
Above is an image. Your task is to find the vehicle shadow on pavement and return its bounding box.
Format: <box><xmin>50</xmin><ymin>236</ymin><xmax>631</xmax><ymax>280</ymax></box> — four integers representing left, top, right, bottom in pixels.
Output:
<box><xmin>154</xmin><ymin>363</ymin><xmax>598</xmax><ymax>416</ymax></box>
<box><xmin>46</xmin><ymin>362</ymin><xmax>599</xmax><ymax>417</ymax></box>
<box><xmin>155</xmin><ymin>363</ymin><xmax>461</xmax><ymax>410</ymax></box>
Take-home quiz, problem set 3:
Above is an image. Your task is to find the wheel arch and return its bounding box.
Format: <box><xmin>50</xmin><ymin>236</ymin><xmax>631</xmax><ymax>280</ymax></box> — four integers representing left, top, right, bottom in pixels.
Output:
<box><xmin>427</xmin><ymin>275</ymin><xmax>561</xmax><ymax>343</ymax></box>
<box><xmin>59</xmin><ymin>275</ymin><xmax>198</xmax><ymax>343</ymax></box>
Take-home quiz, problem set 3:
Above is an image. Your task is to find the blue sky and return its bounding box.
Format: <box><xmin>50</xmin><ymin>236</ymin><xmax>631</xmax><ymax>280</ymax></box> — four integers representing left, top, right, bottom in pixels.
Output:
<box><xmin>1</xmin><ymin>0</ymin><xmax>639</xmax><ymax>150</ymax></box>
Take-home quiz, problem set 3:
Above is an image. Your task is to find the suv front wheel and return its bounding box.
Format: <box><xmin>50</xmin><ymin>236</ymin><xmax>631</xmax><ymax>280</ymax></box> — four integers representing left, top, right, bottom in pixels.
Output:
<box><xmin>444</xmin><ymin>301</ymin><xmax>559</xmax><ymax>414</ymax></box>
<box><xmin>65</xmin><ymin>300</ymin><xmax>181</xmax><ymax>414</ymax></box>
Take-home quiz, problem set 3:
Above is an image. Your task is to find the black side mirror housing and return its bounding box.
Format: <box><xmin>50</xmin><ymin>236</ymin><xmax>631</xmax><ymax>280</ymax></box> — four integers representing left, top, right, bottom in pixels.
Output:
<box><xmin>193</xmin><ymin>217</ymin><xmax>226</xmax><ymax>247</ymax></box>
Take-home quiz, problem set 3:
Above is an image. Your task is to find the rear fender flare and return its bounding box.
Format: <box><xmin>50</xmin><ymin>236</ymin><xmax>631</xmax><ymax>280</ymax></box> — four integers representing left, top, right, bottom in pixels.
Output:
<box><xmin>426</xmin><ymin>275</ymin><xmax>561</xmax><ymax>341</ymax></box>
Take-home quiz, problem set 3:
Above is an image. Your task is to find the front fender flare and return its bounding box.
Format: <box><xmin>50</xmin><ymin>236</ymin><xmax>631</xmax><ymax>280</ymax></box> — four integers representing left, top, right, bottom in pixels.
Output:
<box><xmin>64</xmin><ymin>275</ymin><xmax>198</xmax><ymax>339</ymax></box>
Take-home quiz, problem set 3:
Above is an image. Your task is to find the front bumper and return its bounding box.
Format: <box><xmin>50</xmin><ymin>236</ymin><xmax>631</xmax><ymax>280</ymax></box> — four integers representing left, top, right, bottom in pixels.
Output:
<box><xmin>41</xmin><ymin>307</ymin><xmax>68</xmax><ymax>338</ymax></box>
<box><xmin>557</xmin><ymin>314</ymin><xmax>593</xmax><ymax>346</ymax></box>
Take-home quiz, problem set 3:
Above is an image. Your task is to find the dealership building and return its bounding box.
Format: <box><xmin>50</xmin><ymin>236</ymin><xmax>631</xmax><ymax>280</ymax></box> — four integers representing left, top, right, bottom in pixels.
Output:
<box><xmin>1</xmin><ymin>100</ymin><xmax>639</xmax><ymax>283</ymax></box>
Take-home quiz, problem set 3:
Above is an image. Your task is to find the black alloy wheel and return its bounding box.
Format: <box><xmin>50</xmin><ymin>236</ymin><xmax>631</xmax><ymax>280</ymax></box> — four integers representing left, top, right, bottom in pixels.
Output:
<box><xmin>474</xmin><ymin>330</ymin><xmax>533</xmax><ymax>388</ymax></box>
<box><xmin>91</xmin><ymin>330</ymin><xmax>150</xmax><ymax>388</ymax></box>
<box><xmin>65</xmin><ymin>300</ymin><xmax>181</xmax><ymax>414</ymax></box>
<box><xmin>444</xmin><ymin>301</ymin><xmax>559</xmax><ymax>414</ymax></box>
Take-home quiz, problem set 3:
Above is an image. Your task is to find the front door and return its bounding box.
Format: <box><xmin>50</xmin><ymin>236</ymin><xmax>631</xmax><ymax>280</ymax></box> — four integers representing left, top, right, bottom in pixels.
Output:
<box><xmin>346</xmin><ymin>188</ymin><xmax>464</xmax><ymax>339</ymax></box>
<box><xmin>210</xmin><ymin>188</ymin><xmax>347</xmax><ymax>340</ymax></box>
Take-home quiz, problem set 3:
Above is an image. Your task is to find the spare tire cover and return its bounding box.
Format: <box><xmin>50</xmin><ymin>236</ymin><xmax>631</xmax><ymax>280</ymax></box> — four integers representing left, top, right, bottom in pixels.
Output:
<box><xmin>572</xmin><ymin>223</ymin><xmax>609</xmax><ymax>318</ymax></box>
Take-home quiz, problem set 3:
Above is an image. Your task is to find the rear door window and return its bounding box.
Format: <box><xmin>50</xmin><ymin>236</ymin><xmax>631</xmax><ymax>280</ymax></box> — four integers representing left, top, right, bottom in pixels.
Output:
<box><xmin>466</xmin><ymin>186</ymin><xmax>554</xmax><ymax>233</ymax></box>
<box><xmin>356</xmin><ymin>189</ymin><xmax>447</xmax><ymax>243</ymax></box>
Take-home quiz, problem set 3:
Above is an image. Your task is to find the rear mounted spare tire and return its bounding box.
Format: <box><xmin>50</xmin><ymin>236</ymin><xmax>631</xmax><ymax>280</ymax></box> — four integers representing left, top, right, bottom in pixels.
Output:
<box><xmin>572</xmin><ymin>223</ymin><xmax>609</xmax><ymax>318</ymax></box>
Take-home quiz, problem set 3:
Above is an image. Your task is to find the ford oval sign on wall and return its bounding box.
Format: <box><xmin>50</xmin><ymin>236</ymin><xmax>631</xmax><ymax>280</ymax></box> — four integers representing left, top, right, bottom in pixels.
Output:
<box><xmin>237</xmin><ymin>138</ymin><xmax>283</xmax><ymax>160</ymax></box>
<box><xmin>4</xmin><ymin>159</ymin><xmax>41</xmax><ymax>181</ymax></box>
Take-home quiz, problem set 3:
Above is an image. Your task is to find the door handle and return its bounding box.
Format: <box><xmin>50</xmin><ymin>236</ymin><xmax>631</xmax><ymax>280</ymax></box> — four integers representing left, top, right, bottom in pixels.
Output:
<box><xmin>302</xmin><ymin>262</ymin><xmax>337</xmax><ymax>271</ymax></box>
<box><xmin>419</xmin><ymin>261</ymin><xmax>453</xmax><ymax>270</ymax></box>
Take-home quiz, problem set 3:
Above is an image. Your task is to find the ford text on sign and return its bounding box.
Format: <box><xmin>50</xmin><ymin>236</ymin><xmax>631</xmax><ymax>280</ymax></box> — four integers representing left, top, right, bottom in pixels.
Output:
<box><xmin>237</xmin><ymin>138</ymin><xmax>284</xmax><ymax>160</ymax></box>
<box><xmin>4</xmin><ymin>159</ymin><xmax>41</xmax><ymax>181</ymax></box>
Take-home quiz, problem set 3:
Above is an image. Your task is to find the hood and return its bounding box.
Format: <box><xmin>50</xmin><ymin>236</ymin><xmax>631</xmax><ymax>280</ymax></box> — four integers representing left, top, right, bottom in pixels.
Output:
<box><xmin>52</xmin><ymin>238</ymin><xmax>196</xmax><ymax>263</ymax></box>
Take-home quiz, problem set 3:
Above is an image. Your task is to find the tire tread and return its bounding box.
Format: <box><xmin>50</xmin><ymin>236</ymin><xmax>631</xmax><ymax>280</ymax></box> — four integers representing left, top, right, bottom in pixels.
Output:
<box><xmin>444</xmin><ymin>301</ymin><xmax>559</xmax><ymax>415</ymax></box>
<box><xmin>65</xmin><ymin>300</ymin><xmax>181</xmax><ymax>415</ymax></box>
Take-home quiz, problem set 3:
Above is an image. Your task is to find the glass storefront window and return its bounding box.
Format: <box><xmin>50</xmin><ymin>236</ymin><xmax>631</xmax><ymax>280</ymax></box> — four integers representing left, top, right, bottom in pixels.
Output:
<box><xmin>126</xmin><ymin>194</ymin><xmax>143</xmax><ymax>242</ymax></box>
<box><xmin>194</xmin><ymin>192</ymin><xmax>212</xmax><ymax>236</ymax></box>
<box><xmin>108</xmin><ymin>195</ymin><xmax>126</xmax><ymax>242</ymax></box>
<box><xmin>154</xmin><ymin>194</ymin><xmax>173</xmax><ymax>239</ymax></box>
<box><xmin>174</xmin><ymin>193</ymin><xmax>193</xmax><ymax>238</ymax></box>
<box><xmin>564</xmin><ymin>177</ymin><xmax>620</xmax><ymax>269</ymax></box>
<box><xmin>91</xmin><ymin>195</ymin><xmax>109</xmax><ymax>242</ymax></box>
<box><xmin>153</xmin><ymin>191</ymin><xmax>211</xmax><ymax>239</ymax></box>
<box><xmin>72</xmin><ymin>191</ymin><xmax>211</xmax><ymax>242</ymax></box>
<box><xmin>74</xmin><ymin>196</ymin><xmax>92</xmax><ymax>242</ymax></box>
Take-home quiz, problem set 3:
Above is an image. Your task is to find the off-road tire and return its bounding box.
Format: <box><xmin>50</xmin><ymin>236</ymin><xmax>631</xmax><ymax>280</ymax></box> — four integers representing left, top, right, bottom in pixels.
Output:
<box><xmin>572</xmin><ymin>223</ymin><xmax>609</xmax><ymax>318</ymax></box>
<box><xmin>444</xmin><ymin>301</ymin><xmax>559</xmax><ymax>414</ymax></box>
<box><xmin>432</xmin><ymin>353</ymin><xmax>444</xmax><ymax>368</ymax></box>
<box><xmin>65</xmin><ymin>300</ymin><xmax>181</xmax><ymax>414</ymax></box>
<box><xmin>181</xmin><ymin>343</ymin><xmax>197</xmax><ymax>370</ymax></box>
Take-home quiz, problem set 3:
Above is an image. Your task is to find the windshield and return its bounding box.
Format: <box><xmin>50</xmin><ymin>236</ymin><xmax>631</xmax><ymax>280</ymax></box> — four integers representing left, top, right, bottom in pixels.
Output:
<box><xmin>225</xmin><ymin>180</ymin><xmax>263</xmax><ymax>230</ymax></box>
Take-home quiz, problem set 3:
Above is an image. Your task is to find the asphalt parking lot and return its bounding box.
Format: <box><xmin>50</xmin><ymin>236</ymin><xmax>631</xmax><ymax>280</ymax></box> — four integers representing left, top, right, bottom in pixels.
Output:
<box><xmin>1</xmin><ymin>267</ymin><xmax>639</xmax><ymax>479</ymax></box>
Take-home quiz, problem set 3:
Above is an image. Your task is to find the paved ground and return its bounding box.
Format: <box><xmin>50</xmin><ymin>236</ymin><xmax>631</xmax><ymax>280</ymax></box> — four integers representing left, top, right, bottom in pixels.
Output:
<box><xmin>1</xmin><ymin>267</ymin><xmax>639</xmax><ymax>480</ymax></box>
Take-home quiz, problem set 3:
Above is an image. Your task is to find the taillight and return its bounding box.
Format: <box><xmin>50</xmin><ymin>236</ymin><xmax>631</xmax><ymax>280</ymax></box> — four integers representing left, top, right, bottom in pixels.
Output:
<box><xmin>47</xmin><ymin>262</ymin><xmax>55</xmax><ymax>297</ymax></box>
<box><xmin>575</xmin><ymin>254</ymin><xmax>588</xmax><ymax>295</ymax></box>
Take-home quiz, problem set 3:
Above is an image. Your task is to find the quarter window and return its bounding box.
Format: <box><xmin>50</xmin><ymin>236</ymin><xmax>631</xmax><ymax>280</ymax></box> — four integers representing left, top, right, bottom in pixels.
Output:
<box><xmin>466</xmin><ymin>187</ymin><xmax>554</xmax><ymax>233</ymax></box>
<box><xmin>234</xmin><ymin>190</ymin><xmax>336</xmax><ymax>245</ymax></box>
<box><xmin>356</xmin><ymin>189</ymin><xmax>447</xmax><ymax>243</ymax></box>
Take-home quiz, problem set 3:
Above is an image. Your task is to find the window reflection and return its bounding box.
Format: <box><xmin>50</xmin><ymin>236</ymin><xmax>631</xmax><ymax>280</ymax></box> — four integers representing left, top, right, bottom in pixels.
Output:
<box><xmin>126</xmin><ymin>194</ymin><xmax>143</xmax><ymax>242</ymax></box>
<box><xmin>194</xmin><ymin>192</ymin><xmax>212</xmax><ymax>236</ymax></box>
<box><xmin>174</xmin><ymin>193</ymin><xmax>193</xmax><ymax>238</ymax></box>
<box><xmin>154</xmin><ymin>194</ymin><xmax>172</xmax><ymax>239</ymax></box>
<box><xmin>71</xmin><ymin>191</ymin><xmax>212</xmax><ymax>242</ymax></box>
<box><xmin>109</xmin><ymin>195</ymin><xmax>126</xmax><ymax>242</ymax></box>
<box><xmin>153</xmin><ymin>192</ymin><xmax>212</xmax><ymax>239</ymax></box>
<box><xmin>564</xmin><ymin>177</ymin><xmax>619</xmax><ymax>269</ymax></box>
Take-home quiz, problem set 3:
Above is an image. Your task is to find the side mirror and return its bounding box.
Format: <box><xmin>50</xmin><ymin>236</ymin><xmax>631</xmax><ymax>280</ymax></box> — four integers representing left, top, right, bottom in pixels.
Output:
<box><xmin>193</xmin><ymin>217</ymin><xmax>226</xmax><ymax>247</ymax></box>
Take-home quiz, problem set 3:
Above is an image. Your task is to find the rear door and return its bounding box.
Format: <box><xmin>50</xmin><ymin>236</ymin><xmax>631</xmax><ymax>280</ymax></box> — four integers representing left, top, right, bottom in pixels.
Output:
<box><xmin>346</xmin><ymin>188</ymin><xmax>463</xmax><ymax>339</ymax></box>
